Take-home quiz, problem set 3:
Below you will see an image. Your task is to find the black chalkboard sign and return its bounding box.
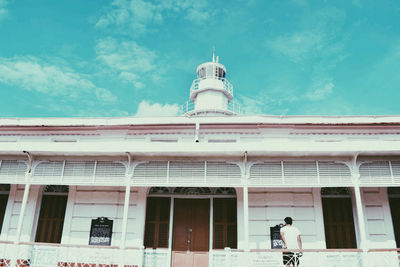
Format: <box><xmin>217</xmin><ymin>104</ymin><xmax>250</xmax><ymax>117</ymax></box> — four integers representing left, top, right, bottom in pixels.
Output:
<box><xmin>270</xmin><ymin>224</ymin><xmax>284</xmax><ymax>249</ymax></box>
<box><xmin>89</xmin><ymin>217</ymin><xmax>113</xmax><ymax>246</ymax></box>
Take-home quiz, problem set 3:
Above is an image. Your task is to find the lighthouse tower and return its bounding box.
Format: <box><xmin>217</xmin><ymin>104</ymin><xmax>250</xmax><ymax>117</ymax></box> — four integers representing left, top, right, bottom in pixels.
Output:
<box><xmin>183</xmin><ymin>54</ymin><xmax>240</xmax><ymax>116</ymax></box>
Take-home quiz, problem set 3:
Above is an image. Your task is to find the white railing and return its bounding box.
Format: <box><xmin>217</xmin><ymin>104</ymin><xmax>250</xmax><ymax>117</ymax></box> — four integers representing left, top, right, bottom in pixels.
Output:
<box><xmin>180</xmin><ymin>100</ymin><xmax>242</xmax><ymax>115</ymax></box>
<box><xmin>190</xmin><ymin>77</ymin><xmax>233</xmax><ymax>96</ymax></box>
<box><xmin>1</xmin><ymin>242</ymin><xmax>399</xmax><ymax>267</ymax></box>
<box><xmin>210</xmin><ymin>248</ymin><xmax>400</xmax><ymax>267</ymax></box>
<box><xmin>0</xmin><ymin>242</ymin><xmax>144</xmax><ymax>267</ymax></box>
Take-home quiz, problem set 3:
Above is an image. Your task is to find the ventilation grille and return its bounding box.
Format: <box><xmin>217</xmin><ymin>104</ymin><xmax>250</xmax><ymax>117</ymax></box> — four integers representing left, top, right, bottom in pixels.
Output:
<box><xmin>0</xmin><ymin>160</ymin><xmax>27</xmax><ymax>183</ymax></box>
<box><xmin>249</xmin><ymin>161</ymin><xmax>352</xmax><ymax>186</ymax></box>
<box><xmin>133</xmin><ymin>161</ymin><xmax>241</xmax><ymax>186</ymax></box>
<box><xmin>360</xmin><ymin>160</ymin><xmax>400</xmax><ymax>185</ymax></box>
<box><xmin>32</xmin><ymin>160</ymin><xmax>126</xmax><ymax>185</ymax></box>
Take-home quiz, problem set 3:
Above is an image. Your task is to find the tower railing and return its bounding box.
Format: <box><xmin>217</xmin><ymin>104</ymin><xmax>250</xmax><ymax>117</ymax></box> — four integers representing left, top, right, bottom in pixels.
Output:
<box><xmin>180</xmin><ymin>100</ymin><xmax>242</xmax><ymax>116</ymax></box>
<box><xmin>190</xmin><ymin>77</ymin><xmax>234</xmax><ymax>97</ymax></box>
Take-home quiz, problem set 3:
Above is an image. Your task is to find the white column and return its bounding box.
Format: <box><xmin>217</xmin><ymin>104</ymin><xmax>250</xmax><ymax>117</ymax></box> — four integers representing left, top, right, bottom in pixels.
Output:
<box><xmin>353</xmin><ymin>183</ymin><xmax>368</xmax><ymax>250</ymax></box>
<box><xmin>15</xmin><ymin>174</ymin><xmax>31</xmax><ymax>243</ymax></box>
<box><xmin>243</xmin><ymin>175</ymin><xmax>249</xmax><ymax>251</ymax></box>
<box><xmin>135</xmin><ymin>187</ymin><xmax>148</xmax><ymax>247</ymax></box>
<box><xmin>61</xmin><ymin>186</ymin><xmax>77</xmax><ymax>244</ymax></box>
<box><xmin>120</xmin><ymin>182</ymin><xmax>131</xmax><ymax>249</ymax></box>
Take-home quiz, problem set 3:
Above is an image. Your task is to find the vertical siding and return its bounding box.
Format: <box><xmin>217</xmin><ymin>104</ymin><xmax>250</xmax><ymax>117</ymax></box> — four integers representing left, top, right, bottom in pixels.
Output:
<box><xmin>248</xmin><ymin>188</ymin><xmax>320</xmax><ymax>249</ymax></box>
<box><xmin>362</xmin><ymin>187</ymin><xmax>396</xmax><ymax>248</ymax></box>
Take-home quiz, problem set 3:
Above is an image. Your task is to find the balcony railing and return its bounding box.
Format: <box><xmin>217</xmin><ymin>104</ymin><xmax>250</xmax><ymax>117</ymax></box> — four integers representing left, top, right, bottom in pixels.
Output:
<box><xmin>1</xmin><ymin>242</ymin><xmax>399</xmax><ymax>267</ymax></box>
<box><xmin>180</xmin><ymin>100</ymin><xmax>242</xmax><ymax>115</ymax></box>
<box><xmin>190</xmin><ymin>77</ymin><xmax>233</xmax><ymax>97</ymax></box>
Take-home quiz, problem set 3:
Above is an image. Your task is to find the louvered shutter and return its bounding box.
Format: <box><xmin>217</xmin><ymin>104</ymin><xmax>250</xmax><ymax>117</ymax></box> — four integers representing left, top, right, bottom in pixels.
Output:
<box><xmin>144</xmin><ymin>197</ymin><xmax>171</xmax><ymax>248</ymax></box>
<box><xmin>213</xmin><ymin>198</ymin><xmax>237</xmax><ymax>249</ymax></box>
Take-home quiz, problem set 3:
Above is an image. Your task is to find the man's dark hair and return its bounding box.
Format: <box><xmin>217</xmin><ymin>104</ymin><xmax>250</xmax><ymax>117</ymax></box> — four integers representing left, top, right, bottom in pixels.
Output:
<box><xmin>284</xmin><ymin>217</ymin><xmax>293</xmax><ymax>225</ymax></box>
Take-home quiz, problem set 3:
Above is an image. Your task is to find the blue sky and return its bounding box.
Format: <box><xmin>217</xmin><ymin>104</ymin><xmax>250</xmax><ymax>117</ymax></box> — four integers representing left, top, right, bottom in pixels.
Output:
<box><xmin>0</xmin><ymin>0</ymin><xmax>399</xmax><ymax>117</ymax></box>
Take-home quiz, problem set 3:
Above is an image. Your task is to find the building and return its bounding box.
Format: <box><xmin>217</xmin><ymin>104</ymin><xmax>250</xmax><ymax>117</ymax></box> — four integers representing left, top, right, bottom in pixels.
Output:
<box><xmin>0</xmin><ymin>56</ymin><xmax>399</xmax><ymax>267</ymax></box>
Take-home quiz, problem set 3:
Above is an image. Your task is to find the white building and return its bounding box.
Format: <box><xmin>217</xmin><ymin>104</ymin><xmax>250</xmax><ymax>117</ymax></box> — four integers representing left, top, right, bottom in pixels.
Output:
<box><xmin>0</xmin><ymin>56</ymin><xmax>399</xmax><ymax>266</ymax></box>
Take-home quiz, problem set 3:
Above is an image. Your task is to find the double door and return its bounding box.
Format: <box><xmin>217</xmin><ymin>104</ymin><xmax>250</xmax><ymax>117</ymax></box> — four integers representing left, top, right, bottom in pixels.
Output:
<box><xmin>172</xmin><ymin>199</ymin><xmax>209</xmax><ymax>267</ymax></box>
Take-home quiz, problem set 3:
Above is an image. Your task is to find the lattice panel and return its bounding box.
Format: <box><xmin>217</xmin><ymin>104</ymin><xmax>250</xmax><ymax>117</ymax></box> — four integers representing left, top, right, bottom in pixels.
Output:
<box><xmin>249</xmin><ymin>161</ymin><xmax>352</xmax><ymax>186</ymax></box>
<box><xmin>32</xmin><ymin>161</ymin><xmax>126</xmax><ymax>185</ymax></box>
<box><xmin>249</xmin><ymin>162</ymin><xmax>282</xmax><ymax>185</ymax></box>
<box><xmin>389</xmin><ymin>160</ymin><xmax>400</xmax><ymax>184</ymax></box>
<box><xmin>95</xmin><ymin>161</ymin><xmax>126</xmax><ymax>184</ymax></box>
<box><xmin>133</xmin><ymin>161</ymin><xmax>168</xmax><ymax>184</ymax></box>
<box><xmin>318</xmin><ymin>161</ymin><xmax>352</xmax><ymax>185</ymax></box>
<box><xmin>169</xmin><ymin>161</ymin><xmax>205</xmax><ymax>184</ymax></box>
<box><xmin>33</xmin><ymin>161</ymin><xmax>63</xmax><ymax>184</ymax></box>
<box><xmin>284</xmin><ymin>161</ymin><xmax>318</xmax><ymax>185</ymax></box>
<box><xmin>359</xmin><ymin>161</ymin><xmax>393</xmax><ymax>185</ymax></box>
<box><xmin>206</xmin><ymin>162</ymin><xmax>241</xmax><ymax>185</ymax></box>
<box><xmin>0</xmin><ymin>160</ymin><xmax>27</xmax><ymax>182</ymax></box>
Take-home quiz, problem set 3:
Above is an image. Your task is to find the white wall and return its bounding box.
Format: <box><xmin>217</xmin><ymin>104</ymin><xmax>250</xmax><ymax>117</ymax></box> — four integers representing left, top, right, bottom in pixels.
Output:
<box><xmin>63</xmin><ymin>186</ymin><xmax>146</xmax><ymax>247</ymax></box>
<box><xmin>247</xmin><ymin>188</ymin><xmax>325</xmax><ymax>249</ymax></box>
<box><xmin>361</xmin><ymin>187</ymin><xmax>396</xmax><ymax>248</ymax></box>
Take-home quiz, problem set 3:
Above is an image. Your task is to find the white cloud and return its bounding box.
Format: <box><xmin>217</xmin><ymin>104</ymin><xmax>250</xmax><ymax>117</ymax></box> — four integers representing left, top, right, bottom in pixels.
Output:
<box><xmin>95</xmin><ymin>37</ymin><xmax>158</xmax><ymax>88</ymax></box>
<box><xmin>306</xmin><ymin>81</ymin><xmax>334</xmax><ymax>101</ymax></box>
<box><xmin>0</xmin><ymin>0</ymin><xmax>7</xmax><ymax>20</ymax></box>
<box><xmin>96</xmin><ymin>0</ymin><xmax>211</xmax><ymax>34</ymax></box>
<box><xmin>135</xmin><ymin>100</ymin><xmax>180</xmax><ymax>116</ymax></box>
<box><xmin>267</xmin><ymin>31</ymin><xmax>324</xmax><ymax>63</ymax></box>
<box><xmin>96</xmin><ymin>38</ymin><xmax>157</xmax><ymax>72</ymax></box>
<box><xmin>0</xmin><ymin>56</ymin><xmax>117</xmax><ymax>103</ymax></box>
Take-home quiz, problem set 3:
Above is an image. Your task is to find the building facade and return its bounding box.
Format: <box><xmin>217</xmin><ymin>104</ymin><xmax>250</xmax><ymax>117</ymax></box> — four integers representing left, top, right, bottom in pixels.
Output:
<box><xmin>0</xmin><ymin>57</ymin><xmax>399</xmax><ymax>266</ymax></box>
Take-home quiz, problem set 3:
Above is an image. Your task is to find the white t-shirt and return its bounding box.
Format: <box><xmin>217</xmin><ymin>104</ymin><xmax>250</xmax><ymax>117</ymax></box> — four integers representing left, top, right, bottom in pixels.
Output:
<box><xmin>280</xmin><ymin>225</ymin><xmax>301</xmax><ymax>249</ymax></box>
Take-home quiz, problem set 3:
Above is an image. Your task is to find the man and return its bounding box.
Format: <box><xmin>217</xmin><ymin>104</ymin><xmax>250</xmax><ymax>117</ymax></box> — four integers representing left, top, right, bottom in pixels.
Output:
<box><xmin>280</xmin><ymin>217</ymin><xmax>303</xmax><ymax>267</ymax></box>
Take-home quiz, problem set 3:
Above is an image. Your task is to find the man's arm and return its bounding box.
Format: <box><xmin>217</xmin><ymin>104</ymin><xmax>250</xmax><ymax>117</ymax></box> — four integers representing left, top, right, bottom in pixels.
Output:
<box><xmin>297</xmin><ymin>235</ymin><xmax>302</xmax><ymax>252</ymax></box>
<box><xmin>280</xmin><ymin>232</ymin><xmax>287</xmax><ymax>249</ymax></box>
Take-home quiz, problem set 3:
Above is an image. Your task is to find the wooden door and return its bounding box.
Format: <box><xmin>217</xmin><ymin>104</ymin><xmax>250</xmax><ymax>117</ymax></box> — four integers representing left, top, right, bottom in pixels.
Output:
<box><xmin>389</xmin><ymin>197</ymin><xmax>400</xmax><ymax>247</ymax></box>
<box><xmin>35</xmin><ymin>195</ymin><xmax>68</xmax><ymax>243</ymax></box>
<box><xmin>172</xmin><ymin>199</ymin><xmax>210</xmax><ymax>267</ymax></box>
<box><xmin>0</xmin><ymin>194</ymin><xmax>8</xmax><ymax>233</ymax></box>
<box><xmin>173</xmin><ymin>199</ymin><xmax>210</xmax><ymax>251</ymax></box>
<box><xmin>322</xmin><ymin>198</ymin><xmax>357</xmax><ymax>248</ymax></box>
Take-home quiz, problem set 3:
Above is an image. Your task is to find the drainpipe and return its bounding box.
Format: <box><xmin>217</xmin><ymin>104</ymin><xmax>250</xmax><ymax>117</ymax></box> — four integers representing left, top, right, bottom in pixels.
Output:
<box><xmin>243</xmin><ymin>151</ymin><xmax>249</xmax><ymax>251</ymax></box>
<box><xmin>351</xmin><ymin>153</ymin><xmax>368</xmax><ymax>251</ymax></box>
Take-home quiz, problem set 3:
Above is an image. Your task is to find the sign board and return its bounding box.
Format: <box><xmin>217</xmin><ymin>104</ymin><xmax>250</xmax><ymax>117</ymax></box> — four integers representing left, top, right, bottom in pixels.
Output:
<box><xmin>89</xmin><ymin>217</ymin><xmax>113</xmax><ymax>246</ymax></box>
<box><xmin>270</xmin><ymin>224</ymin><xmax>284</xmax><ymax>249</ymax></box>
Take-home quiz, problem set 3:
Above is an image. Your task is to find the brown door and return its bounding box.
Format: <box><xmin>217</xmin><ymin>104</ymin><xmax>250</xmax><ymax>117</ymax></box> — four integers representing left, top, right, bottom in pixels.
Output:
<box><xmin>389</xmin><ymin>197</ymin><xmax>400</xmax><ymax>247</ymax></box>
<box><xmin>322</xmin><ymin>197</ymin><xmax>357</xmax><ymax>248</ymax></box>
<box><xmin>0</xmin><ymin>194</ymin><xmax>9</xmax><ymax>233</ymax></box>
<box><xmin>173</xmin><ymin>198</ymin><xmax>210</xmax><ymax>252</ymax></box>
<box><xmin>35</xmin><ymin>195</ymin><xmax>68</xmax><ymax>243</ymax></box>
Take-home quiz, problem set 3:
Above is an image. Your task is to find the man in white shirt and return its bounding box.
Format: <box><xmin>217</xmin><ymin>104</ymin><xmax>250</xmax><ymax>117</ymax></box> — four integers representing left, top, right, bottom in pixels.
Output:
<box><xmin>280</xmin><ymin>217</ymin><xmax>303</xmax><ymax>267</ymax></box>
